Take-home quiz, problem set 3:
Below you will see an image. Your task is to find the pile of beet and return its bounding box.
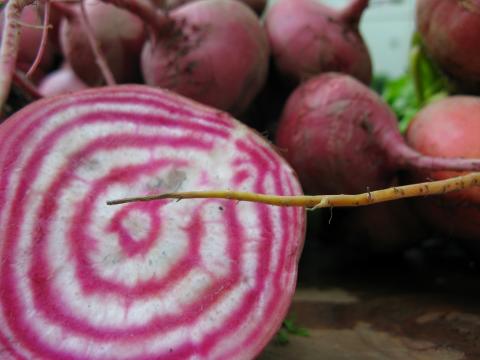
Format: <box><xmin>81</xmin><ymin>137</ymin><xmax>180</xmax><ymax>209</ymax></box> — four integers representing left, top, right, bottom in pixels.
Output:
<box><xmin>0</xmin><ymin>0</ymin><xmax>270</xmax><ymax>116</ymax></box>
<box><xmin>1</xmin><ymin>0</ymin><xmax>480</xmax><ymax>358</ymax></box>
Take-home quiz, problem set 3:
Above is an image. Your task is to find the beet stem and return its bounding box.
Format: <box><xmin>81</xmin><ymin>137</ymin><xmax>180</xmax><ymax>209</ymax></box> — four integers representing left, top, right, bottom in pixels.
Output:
<box><xmin>100</xmin><ymin>0</ymin><xmax>172</xmax><ymax>35</ymax></box>
<box><xmin>79</xmin><ymin>0</ymin><xmax>116</xmax><ymax>86</ymax></box>
<box><xmin>0</xmin><ymin>0</ymin><xmax>36</xmax><ymax>113</ymax></box>
<box><xmin>13</xmin><ymin>70</ymin><xmax>43</xmax><ymax>99</ymax></box>
<box><xmin>107</xmin><ymin>172</ymin><xmax>480</xmax><ymax>209</ymax></box>
<box><xmin>339</xmin><ymin>0</ymin><xmax>369</xmax><ymax>25</ymax></box>
<box><xmin>49</xmin><ymin>1</ymin><xmax>77</xmax><ymax>21</ymax></box>
<box><xmin>26</xmin><ymin>0</ymin><xmax>51</xmax><ymax>78</ymax></box>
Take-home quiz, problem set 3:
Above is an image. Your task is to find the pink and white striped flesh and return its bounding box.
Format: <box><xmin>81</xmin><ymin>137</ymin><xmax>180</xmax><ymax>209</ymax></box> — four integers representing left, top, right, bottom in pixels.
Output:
<box><xmin>0</xmin><ymin>85</ymin><xmax>305</xmax><ymax>360</ymax></box>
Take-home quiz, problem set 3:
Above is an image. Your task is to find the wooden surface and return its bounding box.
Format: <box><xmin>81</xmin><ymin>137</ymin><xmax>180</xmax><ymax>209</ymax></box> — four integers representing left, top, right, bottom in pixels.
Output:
<box><xmin>260</xmin><ymin>287</ymin><xmax>479</xmax><ymax>360</ymax></box>
<box><xmin>258</xmin><ymin>223</ymin><xmax>480</xmax><ymax>360</ymax></box>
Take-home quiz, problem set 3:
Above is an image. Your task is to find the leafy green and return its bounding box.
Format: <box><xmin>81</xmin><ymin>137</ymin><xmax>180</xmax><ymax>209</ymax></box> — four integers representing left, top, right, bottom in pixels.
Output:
<box><xmin>379</xmin><ymin>33</ymin><xmax>451</xmax><ymax>132</ymax></box>
<box><xmin>382</xmin><ymin>74</ymin><xmax>418</xmax><ymax>132</ymax></box>
<box><xmin>274</xmin><ymin>316</ymin><xmax>310</xmax><ymax>345</ymax></box>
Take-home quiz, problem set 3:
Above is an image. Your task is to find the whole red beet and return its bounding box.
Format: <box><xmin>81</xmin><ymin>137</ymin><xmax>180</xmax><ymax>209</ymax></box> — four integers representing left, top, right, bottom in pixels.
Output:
<box><xmin>417</xmin><ymin>0</ymin><xmax>480</xmax><ymax>92</ymax></box>
<box><xmin>141</xmin><ymin>0</ymin><xmax>269</xmax><ymax>115</ymax></box>
<box><xmin>275</xmin><ymin>73</ymin><xmax>480</xmax><ymax>195</ymax></box>
<box><xmin>265</xmin><ymin>0</ymin><xmax>372</xmax><ymax>87</ymax></box>
<box><xmin>406</xmin><ymin>96</ymin><xmax>480</xmax><ymax>241</ymax></box>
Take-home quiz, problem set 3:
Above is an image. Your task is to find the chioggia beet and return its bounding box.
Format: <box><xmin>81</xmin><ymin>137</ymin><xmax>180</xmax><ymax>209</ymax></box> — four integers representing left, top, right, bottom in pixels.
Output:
<box><xmin>0</xmin><ymin>85</ymin><xmax>305</xmax><ymax>359</ymax></box>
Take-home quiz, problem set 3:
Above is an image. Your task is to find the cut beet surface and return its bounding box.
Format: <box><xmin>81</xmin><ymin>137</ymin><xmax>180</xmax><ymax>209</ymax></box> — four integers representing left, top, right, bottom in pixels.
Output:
<box><xmin>0</xmin><ymin>85</ymin><xmax>305</xmax><ymax>359</ymax></box>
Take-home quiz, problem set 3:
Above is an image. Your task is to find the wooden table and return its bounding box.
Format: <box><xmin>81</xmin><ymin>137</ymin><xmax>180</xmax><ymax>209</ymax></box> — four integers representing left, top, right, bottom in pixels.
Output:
<box><xmin>259</xmin><ymin>231</ymin><xmax>480</xmax><ymax>360</ymax></box>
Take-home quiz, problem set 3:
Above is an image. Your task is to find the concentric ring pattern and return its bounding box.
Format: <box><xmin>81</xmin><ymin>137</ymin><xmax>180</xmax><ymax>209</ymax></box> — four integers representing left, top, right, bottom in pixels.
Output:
<box><xmin>0</xmin><ymin>85</ymin><xmax>305</xmax><ymax>360</ymax></box>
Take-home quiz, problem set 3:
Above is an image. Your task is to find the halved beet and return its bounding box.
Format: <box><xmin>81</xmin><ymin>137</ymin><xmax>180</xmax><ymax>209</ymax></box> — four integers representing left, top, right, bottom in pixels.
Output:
<box><xmin>0</xmin><ymin>85</ymin><xmax>305</xmax><ymax>359</ymax></box>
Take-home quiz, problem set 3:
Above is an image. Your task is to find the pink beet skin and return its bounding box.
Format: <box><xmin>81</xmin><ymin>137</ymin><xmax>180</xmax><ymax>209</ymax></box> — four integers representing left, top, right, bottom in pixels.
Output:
<box><xmin>406</xmin><ymin>96</ymin><xmax>480</xmax><ymax>241</ymax></box>
<box><xmin>60</xmin><ymin>2</ymin><xmax>146</xmax><ymax>85</ymax></box>
<box><xmin>141</xmin><ymin>0</ymin><xmax>269</xmax><ymax>116</ymax></box>
<box><xmin>0</xmin><ymin>85</ymin><xmax>304</xmax><ymax>359</ymax></box>
<box><xmin>416</xmin><ymin>0</ymin><xmax>480</xmax><ymax>92</ymax></box>
<box><xmin>265</xmin><ymin>0</ymin><xmax>372</xmax><ymax>87</ymax></box>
